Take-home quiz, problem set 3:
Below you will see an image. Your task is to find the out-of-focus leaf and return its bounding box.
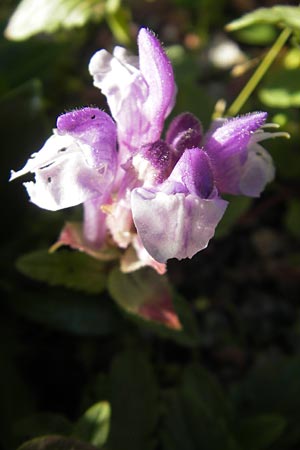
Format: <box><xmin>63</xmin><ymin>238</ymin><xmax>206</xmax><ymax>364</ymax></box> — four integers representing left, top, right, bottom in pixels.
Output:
<box><xmin>9</xmin><ymin>288</ymin><xmax>121</xmax><ymax>336</ymax></box>
<box><xmin>259</xmin><ymin>68</ymin><xmax>300</xmax><ymax>108</ymax></box>
<box><xmin>73</xmin><ymin>402</ymin><xmax>110</xmax><ymax>448</ymax></box>
<box><xmin>226</xmin><ymin>6</ymin><xmax>300</xmax><ymax>32</ymax></box>
<box><xmin>168</xmin><ymin>45</ymin><xmax>214</xmax><ymax>128</ymax></box>
<box><xmin>0</xmin><ymin>80</ymin><xmax>48</xmax><ymax>170</ymax></box>
<box><xmin>236</xmin><ymin>414</ymin><xmax>286</xmax><ymax>450</ymax></box>
<box><xmin>5</xmin><ymin>0</ymin><xmax>106</xmax><ymax>41</ymax></box>
<box><xmin>233</xmin><ymin>23</ymin><xmax>277</xmax><ymax>46</ymax></box>
<box><xmin>0</xmin><ymin>39</ymin><xmax>67</xmax><ymax>96</ymax></box>
<box><xmin>271</xmin><ymin>135</ymin><xmax>300</xmax><ymax>180</ymax></box>
<box><xmin>105</xmin><ymin>3</ymin><xmax>131</xmax><ymax>45</ymax></box>
<box><xmin>17</xmin><ymin>435</ymin><xmax>98</xmax><ymax>450</ymax></box>
<box><xmin>13</xmin><ymin>413</ymin><xmax>72</xmax><ymax>444</ymax></box>
<box><xmin>161</xmin><ymin>392</ymin><xmax>196</xmax><ymax>450</ymax></box>
<box><xmin>284</xmin><ymin>199</ymin><xmax>300</xmax><ymax>239</ymax></box>
<box><xmin>79</xmin><ymin>374</ymin><xmax>111</xmax><ymax>414</ymax></box>
<box><xmin>232</xmin><ymin>357</ymin><xmax>300</xmax><ymax>447</ymax></box>
<box><xmin>17</xmin><ymin>250</ymin><xmax>107</xmax><ymax>294</ymax></box>
<box><xmin>162</xmin><ymin>364</ymin><xmax>239</xmax><ymax>450</ymax></box>
<box><xmin>215</xmin><ymin>196</ymin><xmax>252</xmax><ymax>239</ymax></box>
<box><xmin>108</xmin><ymin>267</ymin><xmax>181</xmax><ymax>330</ymax></box>
<box><xmin>182</xmin><ymin>365</ymin><xmax>234</xmax><ymax>420</ymax></box>
<box><xmin>107</xmin><ymin>351</ymin><xmax>158</xmax><ymax>450</ymax></box>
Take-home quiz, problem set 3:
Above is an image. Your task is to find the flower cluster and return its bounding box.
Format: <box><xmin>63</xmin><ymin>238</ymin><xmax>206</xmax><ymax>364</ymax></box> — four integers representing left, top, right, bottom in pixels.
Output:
<box><xmin>11</xmin><ymin>28</ymin><xmax>279</xmax><ymax>274</ymax></box>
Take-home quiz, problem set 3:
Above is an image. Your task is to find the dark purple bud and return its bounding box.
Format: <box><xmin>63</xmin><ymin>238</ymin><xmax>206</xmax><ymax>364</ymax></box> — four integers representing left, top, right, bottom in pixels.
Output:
<box><xmin>166</xmin><ymin>112</ymin><xmax>202</xmax><ymax>158</ymax></box>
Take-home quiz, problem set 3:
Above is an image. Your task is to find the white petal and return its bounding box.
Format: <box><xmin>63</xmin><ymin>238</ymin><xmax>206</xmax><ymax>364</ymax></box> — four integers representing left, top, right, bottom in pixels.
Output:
<box><xmin>10</xmin><ymin>133</ymin><xmax>75</xmax><ymax>181</ymax></box>
<box><xmin>88</xmin><ymin>48</ymin><xmax>147</xmax><ymax>121</ymax></box>
<box><xmin>24</xmin><ymin>151</ymin><xmax>111</xmax><ymax>211</ymax></box>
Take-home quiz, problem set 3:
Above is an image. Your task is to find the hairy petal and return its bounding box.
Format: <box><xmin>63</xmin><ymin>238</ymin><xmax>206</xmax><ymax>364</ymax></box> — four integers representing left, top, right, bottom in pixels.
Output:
<box><xmin>131</xmin><ymin>189</ymin><xmax>227</xmax><ymax>263</ymax></box>
<box><xmin>56</xmin><ymin>107</ymin><xmax>117</xmax><ymax>171</ymax></box>
<box><xmin>138</xmin><ymin>28</ymin><xmax>176</xmax><ymax>141</ymax></box>
<box><xmin>132</xmin><ymin>140</ymin><xmax>173</xmax><ymax>185</ymax></box>
<box><xmin>204</xmin><ymin>112</ymin><xmax>267</xmax><ymax>194</ymax></box>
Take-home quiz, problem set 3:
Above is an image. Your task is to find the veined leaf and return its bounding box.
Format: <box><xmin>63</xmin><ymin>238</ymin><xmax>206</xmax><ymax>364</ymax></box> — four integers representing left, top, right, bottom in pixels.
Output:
<box><xmin>16</xmin><ymin>250</ymin><xmax>107</xmax><ymax>294</ymax></box>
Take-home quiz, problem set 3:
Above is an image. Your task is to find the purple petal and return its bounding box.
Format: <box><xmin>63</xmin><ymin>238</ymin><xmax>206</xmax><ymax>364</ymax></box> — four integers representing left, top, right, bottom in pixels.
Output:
<box><xmin>11</xmin><ymin>108</ymin><xmax>117</xmax><ymax>211</ymax></box>
<box><xmin>166</xmin><ymin>112</ymin><xmax>202</xmax><ymax>157</ymax></box>
<box><xmin>239</xmin><ymin>143</ymin><xmax>275</xmax><ymax>197</ymax></box>
<box><xmin>131</xmin><ymin>188</ymin><xmax>227</xmax><ymax>263</ymax></box>
<box><xmin>138</xmin><ymin>28</ymin><xmax>176</xmax><ymax>140</ymax></box>
<box><xmin>204</xmin><ymin>112</ymin><xmax>267</xmax><ymax>194</ymax></box>
<box><xmin>168</xmin><ymin>148</ymin><xmax>214</xmax><ymax>198</ymax></box>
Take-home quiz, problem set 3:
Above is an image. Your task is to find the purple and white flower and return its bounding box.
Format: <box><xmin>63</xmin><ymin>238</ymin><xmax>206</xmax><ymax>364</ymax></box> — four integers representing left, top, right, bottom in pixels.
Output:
<box><xmin>10</xmin><ymin>28</ymin><xmax>278</xmax><ymax>273</ymax></box>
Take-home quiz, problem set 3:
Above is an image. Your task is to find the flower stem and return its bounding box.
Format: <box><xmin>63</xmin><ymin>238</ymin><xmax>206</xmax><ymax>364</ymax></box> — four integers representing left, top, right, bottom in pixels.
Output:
<box><xmin>227</xmin><ymin>27</ymin><xmax>292</xmax><ymax>117</ymax></box>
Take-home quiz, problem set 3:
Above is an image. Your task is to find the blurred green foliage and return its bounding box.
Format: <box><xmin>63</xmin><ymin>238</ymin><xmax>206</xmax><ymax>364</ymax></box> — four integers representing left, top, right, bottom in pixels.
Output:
<box><xmin>1</xmin><ymin>1</ymin><xmax>300</xmax><ymax>450</ymax></box>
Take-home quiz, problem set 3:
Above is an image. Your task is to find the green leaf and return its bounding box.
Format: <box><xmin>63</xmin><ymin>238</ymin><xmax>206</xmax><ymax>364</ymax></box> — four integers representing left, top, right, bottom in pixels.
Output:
<box><xmin>10</xmin><ymin>288</ymin><xmax>121</xmax><ymax>336</ymax></box>
<box><xmin>108</xmin><ymin>267</ymin><xmax>181</xmax><ymax>330</ymax></box>
<box><xmin>73</xmin><ymin>402</ymin><xmax>110</xmax><ymax>448</ymax></box>
<box><xmin>215</xmin><ymin>196</ymin><xmax>252</xmax><ymax>239</ymax></box>
<box><xmin>107</xmin><ymin>351</ymin><xmax>158</xmax><ymax>450</ymax></box>
<box><xmin>17</xmin><ymin>250</ymin><xmax>107</xmax><ymax>294</ymax></box>
<box><xmin>259</xmin><ymin>67</ymin><xmax>300</xmax><ymax>108</ymax></box>
<box><xmin>182</xmin><ymin>365</ymin><xmax>234</xmax><ymax>421</ymax></box>
<box><xmin>236</xmin><ymin>414</ymin><xmax>286</xmax><ymax>450</ymax></box>
<box><xmin>5</xmin><ymin>0</ymin><xmax>106</xmax><ymax>40</ymax></box>
<box><xmin>105</xmin><ymin>5</ymin><xmax>131</xmax><ymax>45</ymax></box>
<box><xmin>233</xmin><ymin>23</ymin><xmax>277</xmax><ymax>46</ymax></box>
<box><xmin>226</xmin><ymin>6</ymin><xmax>300</xmax><ymax>32</ymax></box>
<box><xmin>17</xmin><ymin>435</ymin><xmax>98</xmax><ymax>450</ymax></box>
